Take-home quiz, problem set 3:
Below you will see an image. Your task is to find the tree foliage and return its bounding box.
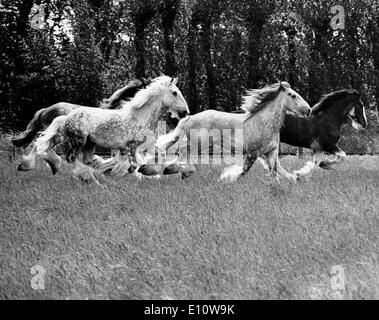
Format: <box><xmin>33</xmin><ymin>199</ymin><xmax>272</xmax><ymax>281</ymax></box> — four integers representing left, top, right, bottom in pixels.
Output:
<box><xmin>0</xmin><ymin>0</ymin><xmax>378</xmax><ymax>129</ymax></box>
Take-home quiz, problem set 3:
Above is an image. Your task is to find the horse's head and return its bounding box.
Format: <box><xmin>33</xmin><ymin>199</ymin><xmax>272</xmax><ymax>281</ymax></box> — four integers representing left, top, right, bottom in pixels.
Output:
<box><xmin>160</xmin><ymin>76</ymin><xmax>190</xmax><ymax>120</ymax></box>
<box><xmin>348</xmin><ymin>93</ymin><xmax>367</xmax><ymax>131</ymax></box>
<box><xmin>280</xmin><ymin>82</ymin><xmax>312</xmax><ymax>118</ymax></box>
<box><xmin>128</xmin><ymin>76</ymin><xmax>189</xmax><ymax>129</ymax></box>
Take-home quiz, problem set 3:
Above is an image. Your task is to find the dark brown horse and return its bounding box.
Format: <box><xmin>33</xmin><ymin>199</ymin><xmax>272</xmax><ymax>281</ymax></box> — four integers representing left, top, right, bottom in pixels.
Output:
<box><xmin>14</xmin><ymin>78</ymin><xmax>149</xmax><ymax>172</ymax></box>
<box><xmin>280</xmin><ymin>89</ymin><xmax>368</xmax><ymax>177</ymax></box>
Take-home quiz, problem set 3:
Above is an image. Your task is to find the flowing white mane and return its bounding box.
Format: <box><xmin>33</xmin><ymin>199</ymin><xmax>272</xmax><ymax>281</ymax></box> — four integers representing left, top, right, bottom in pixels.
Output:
<box><xmin>121</xmin><ymin>76</ymin><xmax>173</xmax><ymax>111</ymax></box>
<box><xmin>240</xmin><ymin>82</ymin><xmax>288</xmax><ymax>115</ymax></box>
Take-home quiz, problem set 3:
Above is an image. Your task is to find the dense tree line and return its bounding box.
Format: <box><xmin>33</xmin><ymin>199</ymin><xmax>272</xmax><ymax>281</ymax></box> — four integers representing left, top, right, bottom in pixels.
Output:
<box><xmin>0</xmin><ymin>0</ymin><xmax>378</xmax><ymax>130</ymax></box>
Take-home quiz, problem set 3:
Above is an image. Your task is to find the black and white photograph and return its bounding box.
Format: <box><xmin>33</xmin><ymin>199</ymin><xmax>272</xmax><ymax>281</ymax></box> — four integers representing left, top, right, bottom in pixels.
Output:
<box><xmin>0</xmin><ymin>0</ymin><xmax>378</xmax><ymax>302</ymax></box>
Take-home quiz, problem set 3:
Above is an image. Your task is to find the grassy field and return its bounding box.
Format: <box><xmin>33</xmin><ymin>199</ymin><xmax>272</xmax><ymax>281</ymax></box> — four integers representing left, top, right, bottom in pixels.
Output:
<box><xmin>0</xmin><ymin>143</ymin><xmax>378</xmax><ymax>299</ymax></box>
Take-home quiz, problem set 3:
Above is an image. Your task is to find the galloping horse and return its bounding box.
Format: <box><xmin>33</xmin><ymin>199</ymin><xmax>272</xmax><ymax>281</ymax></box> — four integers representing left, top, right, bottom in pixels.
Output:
<box><xmin>13</xmin><ymin>78</ymin><xmax>149</xmax><ymax>173</ymax></box>
<box><xmin>35</xmin><ymin>76</ymin><xmax>189</xmax><ymax>183</ymax></box>
<box><xmin>280</xmin><ymin>89</ymin><xmax>368</xmax><ymax>177</ymax></box>
<box><xmin>155</xmin><ymin>82</ymin><xmax>312</xmax><ymax>182</ymax></box>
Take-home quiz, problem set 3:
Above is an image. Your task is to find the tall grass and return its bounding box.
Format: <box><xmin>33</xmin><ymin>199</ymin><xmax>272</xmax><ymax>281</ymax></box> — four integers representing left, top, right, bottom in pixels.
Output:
<box><xmin>0</xmin><ymin>151</ymin><xmax>378</xmax><ymax>300</ymax></box>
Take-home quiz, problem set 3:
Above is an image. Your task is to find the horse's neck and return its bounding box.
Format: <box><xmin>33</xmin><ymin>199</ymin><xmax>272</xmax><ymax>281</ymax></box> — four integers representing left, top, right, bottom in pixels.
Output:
<box><xmin>323</xmin><ymin>97</ymin><xmax>352</xmax><ymax>125</ymax></box>
<box><xmin>246</xmin><ymin>94</ymin><xmax>287</xmax><ymax>132</ymax></box>
<box><xmin>127</xmin><ymin>97</ymin><xmax>164</xmax><ymax>132</ymax></box>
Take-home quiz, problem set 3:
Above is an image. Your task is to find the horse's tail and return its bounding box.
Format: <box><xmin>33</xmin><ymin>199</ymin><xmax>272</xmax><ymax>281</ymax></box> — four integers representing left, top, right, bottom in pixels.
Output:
<box><xmin>11</xmin><ymin>108</ymin><xmax>46</xmax><ymax>148</ymax></box>
<box><xmin>35</xmin><ymin>115</ymin><xmax>67</xmax><ymax>154</ymax></box>
<box><xmin>156</xmin><ymin>117</ymin><xmax>190</xmax><ymax>151</ymax></box>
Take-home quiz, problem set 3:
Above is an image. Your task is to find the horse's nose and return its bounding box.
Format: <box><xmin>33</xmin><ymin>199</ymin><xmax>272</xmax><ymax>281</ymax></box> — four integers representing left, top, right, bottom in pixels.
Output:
<box><xmin>306</xmin><ymin>108</ymin><xmax>312</xmax><ymax>118</ymax></box>
<box><xmin>178</xmin><ymin>111</ymin><xmax>189</xmax><ymax>119</ymax></box>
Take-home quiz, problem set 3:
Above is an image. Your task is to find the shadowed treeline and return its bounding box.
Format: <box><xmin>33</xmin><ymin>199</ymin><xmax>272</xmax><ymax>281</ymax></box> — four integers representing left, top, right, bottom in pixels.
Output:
<box><xmin>0</xmin><ymin>0</ymin><xmax>378</xmax><ymax>131</ymax></box>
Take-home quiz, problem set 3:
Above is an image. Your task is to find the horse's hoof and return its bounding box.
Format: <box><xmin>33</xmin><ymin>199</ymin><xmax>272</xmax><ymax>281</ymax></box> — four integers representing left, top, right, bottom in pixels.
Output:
<box><xmin>181</xmin><ymin>171</ymin><xmax>194</xmax><ymax>180</ymax></box>
<box><xmin>138</xmin><ymin>165</ymin><xmax>160</xmax><ymax>176</ymax></box>
<box><xmin>17</xmin><ymin>164</ymin><xmax>31</xmax><ymax>172</ymax></box>
<box><xmin>128</xmin><ymin>166</ymin><xmax>137</xmax><ymax>174</ymax></box>
<box><xmin>137</xmin><ymin>165</ymin><xmax>147</xmax><ymax>174</ymax></box>
<box><xmin>104</xmin><ymin>169</ymin><xmax>113</xmax><ymax>176</ymax></box>
<box><xmin>319</xmin><ymin>162</ymin><xmax>334</xmax><ymax>170</ymax></box>
<box><xmin>163</xmin><ymin>164</ymin><xmax>180</xmax><ymax>175</ymax></box>
<box><xmin>46</xmin><ymin>162</ymin><xmax>58</xmax><ymax>175</ymax></box>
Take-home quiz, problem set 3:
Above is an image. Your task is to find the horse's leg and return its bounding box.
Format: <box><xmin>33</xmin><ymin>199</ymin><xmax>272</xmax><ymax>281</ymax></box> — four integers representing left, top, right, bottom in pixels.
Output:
<box><xmin>124</xmin><ymin>135</ymin><xmax>149</xmax><ymax>176</ymax></box>
<box><xmin>126</xmin><ymin>142</ymin><xmax>149</xmax><ymax>179</ymax></box>
<box><xmin>21</xmin><ymin>136</ymin><xmax>62</xmax><ymax>175</ymax></box>
<box><xmin>126</xmin><ymin>145</ymin><xmax>138</xmax><ymax>174</ymax></box>
<box><xmin>72</xmin><ymin>159</ymin><xmax>99</xmax><ymax>184</ymax></box>
<box><xmin>257</xmin><ymin>155</ymin><xmax>270</xmax><ymax>173</ymax></box>
<box><xmin>162</xmin><ymin>139</ymin><xmax>196</xmax><ymax>179</ymax></box>
<box><xmin>160</xmin><ymin>146</ymin><xmax>181</xmax><ymax>176</ymax></box>
<box><xmin>105</xmin><ymin>150</ymin><xmax>123</xmax><ymax>175</ymax></box>
<box><xmin>81</xmin><ymin>140</ymin><xmax>96</xmax><ymax>166</ymax></box>
<box><xmin>294</xmin><ymin>150</ymin><xmax>324</xmax><ymax>178</ymax></box>
<box><xmin>67</xmin><ymin>133</ymin><xmax>98</xmax><ymax>184</ymax></box>
<box><xmin>92</xmin><ymin>150</ymin><xmax>120</xmax><ymax>174</ymax></box>
<box><xmin>159</xmin><ymin>144</ymin><xmax>196</xmax><ymax>179</ymax></box>
<box><xmin>260</xmin><ymin>151</ymin><xmax>278</xmax><ymax>179</ymax></box>
<box><xmin>276</xmin><ymin>162</ymin><xmax>297</xmax><ymax>181</ymax></box>
<box><xmin>17</xmin><ymin>144</ymin><xmax>38</xmax><ymax>171</ymax></box>
<box><xmin>116</xmin><ymin>159</ymin><xmax>133</xmax><ymax>177</ymax></box>
<box><xmin>65</xmin><ymin>139</ymin><xmax>78</xmax><ymax>164</ymax></box>
<box><xmin>112</xmin><ymin>157</ymin><xmax>132</xmax><ymax>177</ymax></box>
<box><xmin>319</xmin><ymin>146</ymin><xmax>347</xmax><ymax>170</ymax></box>
<box><xmin>261</xmin><ymin>146</ymin><xmax>296</xmax><ymax>182</ymax></box>
<box><xmin>220</xmin><ymin>154</ymin><xmax>256</xmax><ymax>182</ymax></box>
<box><xmin>273</xmin><ymin>152</ymin><xmax>297</xmax><ymax>182</ymax></box>
<box><xmin>180</xmin><ymin>164</ymin><xmax>197</xmax><ymax>180</ymax></box>
<box><xmin>42</xmin><ymin>149</ymin><xmax>62</xmax><ymax>175</ymax></box>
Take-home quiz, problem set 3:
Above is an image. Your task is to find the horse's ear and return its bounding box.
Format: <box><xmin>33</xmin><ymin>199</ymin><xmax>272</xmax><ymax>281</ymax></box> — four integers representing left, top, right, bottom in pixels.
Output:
<box><xmin>140</xmin><ymin>77</ymin><xmax>148</xmax><ymax>86</ymax></box>
<box><xmin>171</xmin><ymin>77</ymin><xmax>178</xmax><ymax>86</ymax></box>
<box><xmin>279</xmin><ymin>81</ymin><xmax>290</xmax><ymax>91</ymax></box>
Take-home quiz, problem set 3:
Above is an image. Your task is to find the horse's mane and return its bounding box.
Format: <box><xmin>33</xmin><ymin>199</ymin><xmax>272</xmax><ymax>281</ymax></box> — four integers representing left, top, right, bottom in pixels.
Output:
<box><xmin>241</xmin><ymin>82</ymin><xmax>288</xmax><ymax>115</ymax></box>
<box><xmin>100</xmin><ymin>78</ymin><xmax>150</xmax><ymax>109</ymax></box>
<box><xmin>312</xmin><ymin>89</ymin><xmax>360</xmax><ymax>114</ymax></box>
<box><xmin>125</xmin><ymin>76</ymin><xmax>173</xmax><ymax>111</ymax></box>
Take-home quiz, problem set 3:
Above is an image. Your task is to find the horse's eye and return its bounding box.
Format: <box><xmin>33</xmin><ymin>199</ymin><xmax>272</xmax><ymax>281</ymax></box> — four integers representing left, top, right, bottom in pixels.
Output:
<box><xmin>173</xmin><ymin>91</ymin><xmax>178</xmax><ymax>96</ymax></box>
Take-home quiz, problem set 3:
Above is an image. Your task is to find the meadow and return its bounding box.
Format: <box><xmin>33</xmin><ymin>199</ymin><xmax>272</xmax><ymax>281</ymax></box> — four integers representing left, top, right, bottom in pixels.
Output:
<box><xmin>0</xmin><ymin>142</ymin><xmax>378</xmax><ymax>299</ymax></box>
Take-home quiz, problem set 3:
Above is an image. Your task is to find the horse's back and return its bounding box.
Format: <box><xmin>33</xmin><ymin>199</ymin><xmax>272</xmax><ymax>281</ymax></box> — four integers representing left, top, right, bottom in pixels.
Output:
<box><xmin>41</xmin><ymin>102</ymin><xmax>85</xmax><ymax>127</ymax></box>
<box><xmin>67</xmin><ymin>105</ymin><xmax>120</xmax><ymax>119</ymax></box>
<box><xmin>188</xmin><ymin>110</ymin><xmax>244</xmax><ymax>129</ymax></box>
<box><xmin>65</xmin><ymin>106</ymin><xmax>125</xmax><ymax>135</ymax></box>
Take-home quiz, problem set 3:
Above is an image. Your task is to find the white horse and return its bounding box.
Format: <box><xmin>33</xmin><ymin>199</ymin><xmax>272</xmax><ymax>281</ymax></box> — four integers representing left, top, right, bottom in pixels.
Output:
<box><xmin>14</xmin><ymin>79</ymin><xmax>152</xmax><ymax>174</ymax></box>
<box><xmin>156</xmin><ymin>82</ymin><xmax>312</xmax><ymax>182</ymax></box>
<box><xmin>35</xmin><ymin>76</ymin><xmax>189</xmax><ymax>183</ymax></box>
